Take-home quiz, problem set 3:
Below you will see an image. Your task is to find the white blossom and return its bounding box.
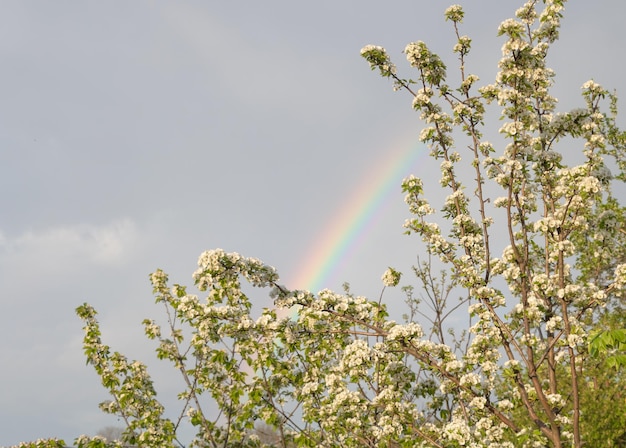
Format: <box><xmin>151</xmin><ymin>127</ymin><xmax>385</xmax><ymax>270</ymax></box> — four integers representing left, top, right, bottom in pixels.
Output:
<box><xmin>381</xmin><ymin>267</ymin><xmax>402</xmax><ymax>287</ymax></box>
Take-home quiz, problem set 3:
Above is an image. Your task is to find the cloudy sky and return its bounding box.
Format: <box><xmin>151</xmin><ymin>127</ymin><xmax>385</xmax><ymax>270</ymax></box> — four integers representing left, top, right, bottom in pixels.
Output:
<box><xmin>1</xmin><ymin>1</ymin><xmax>624</xmax><ymax>445</ymax></box>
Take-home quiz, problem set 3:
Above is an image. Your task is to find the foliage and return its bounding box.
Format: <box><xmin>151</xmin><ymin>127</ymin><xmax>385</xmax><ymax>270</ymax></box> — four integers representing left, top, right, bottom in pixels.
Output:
<box><xmin>13</xmin><ymin>1</ymin><xmax>626</xmax><ymax>447</ymax></box>
<box><xmin>13</xmin><ymin>440</ymin><xmax>67</xmax><ymax>448</ymax></box>
<box><xmin>588</xmin><ymin>328</ymin><xmax>626</xmax><ymax>369</ymax></box>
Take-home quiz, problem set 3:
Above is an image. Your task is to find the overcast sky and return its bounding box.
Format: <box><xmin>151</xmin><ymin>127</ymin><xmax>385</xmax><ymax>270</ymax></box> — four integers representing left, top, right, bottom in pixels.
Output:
<box><xmin>1</xmin><ymin>1</ymin><xmax>625</xmax><ymax>445</ymax></box>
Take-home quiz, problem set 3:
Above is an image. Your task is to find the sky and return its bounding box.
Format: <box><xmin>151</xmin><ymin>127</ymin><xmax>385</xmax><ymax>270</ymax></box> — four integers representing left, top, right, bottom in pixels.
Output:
<box><xmin>1</xmin><ymin>1</ymin><xmax>625</xmax><ymax>445</ymax></box>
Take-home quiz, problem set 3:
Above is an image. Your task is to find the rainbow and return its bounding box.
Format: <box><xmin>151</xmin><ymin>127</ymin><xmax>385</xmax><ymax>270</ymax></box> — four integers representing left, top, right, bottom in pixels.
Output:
<box><xmin>287</xmin><ymin>137</ymin><xmax>427</xmax><ymax>293</ymax></box>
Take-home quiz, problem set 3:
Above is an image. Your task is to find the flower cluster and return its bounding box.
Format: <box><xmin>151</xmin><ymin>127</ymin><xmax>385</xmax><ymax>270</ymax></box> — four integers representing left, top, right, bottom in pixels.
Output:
<box><xmin>360</xmin><ymin>44</ymin><xmax>397</xmax><ymax>79</ymax></box>
<box><xmin>382</xmin><ymin>267</ymin><xmax>402</xmax><ymax>287</ymax></box>
<box><xmin>193</xmin><ymin>248</ymin><xmax>279</xmax><ymax>289</ymax></box>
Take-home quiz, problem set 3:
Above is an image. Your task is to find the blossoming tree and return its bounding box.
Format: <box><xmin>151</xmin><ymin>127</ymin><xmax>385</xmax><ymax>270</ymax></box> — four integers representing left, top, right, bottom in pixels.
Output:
<box><xmin>15</xmin><ymin>1</ymin><xmax>626</xmax><ymax>447</ymax></box>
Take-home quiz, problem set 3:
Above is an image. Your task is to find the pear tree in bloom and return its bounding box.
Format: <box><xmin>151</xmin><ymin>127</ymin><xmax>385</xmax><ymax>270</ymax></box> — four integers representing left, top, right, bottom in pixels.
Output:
<box><xmin>362</xmin><ymin>0</ymin><xmax>626</xmax><ymax>445</ymax></box>
<box><xmin>14</xmin><ymin>1</ymin><xmax>626</xmax><ymax>447</ymax></box>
